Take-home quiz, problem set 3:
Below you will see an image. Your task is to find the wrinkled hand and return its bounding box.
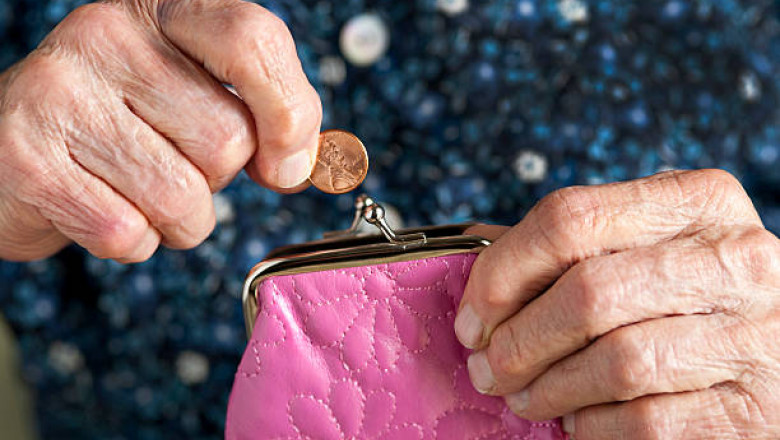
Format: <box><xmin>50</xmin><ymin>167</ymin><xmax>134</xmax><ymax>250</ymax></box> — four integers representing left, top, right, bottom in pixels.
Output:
<box><xmin>457</xmin><ymin>170</ymin><xmax>780</xmax><ymax>439</ymax></box>
<box><xmin>0</xmin><ymin>0</ymin><xmax>321</xmax><ymax>262</ymax></box>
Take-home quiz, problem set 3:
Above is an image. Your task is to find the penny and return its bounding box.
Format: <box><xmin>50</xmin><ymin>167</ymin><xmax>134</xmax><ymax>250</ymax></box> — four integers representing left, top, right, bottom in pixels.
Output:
<box><xmin>309</xmin><ymin>129</ymin><xmax>369</xmax><ymax>194</ymax></box>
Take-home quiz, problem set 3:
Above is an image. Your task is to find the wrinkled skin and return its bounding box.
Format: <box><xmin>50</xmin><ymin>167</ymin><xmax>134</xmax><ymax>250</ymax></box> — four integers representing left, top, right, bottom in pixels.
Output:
<box><xmin>2</xmin><ymin>2</ymin><xmax>779</xmax><ymax>438</ymax></box>
<box><xmin>459</xmin><ymin>170</ymin><xmax>780</xmax><ymax>439</ymax></box>
<box><xmin>0</xmin><ymin>0</ymin><xmax>322</xmax><ymax>262</ymax></box>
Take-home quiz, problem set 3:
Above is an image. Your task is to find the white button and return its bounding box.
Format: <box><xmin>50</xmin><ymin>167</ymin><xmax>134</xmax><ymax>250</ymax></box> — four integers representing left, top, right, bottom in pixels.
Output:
<box><xmin>517</xmin><ymin>0</ymin><xmax>536</xmax><ymax>17</ymax></box>
<box><xmin>176</xmin><ymin>350</ymin><xmax>210</xmax><ymax>385</ymax></box>
<box><xmin>558</xmin><ymin>0</ymin><xmax>589</xmax><ymax>23</ymax></box>
<box><xmin>319</xmin><ymin>55</ymin><xmax>347</xmax><ymax>86</ymax></box>
<box><xmin>340</xmin><ymin>13</ymin><xmax>390</xmax><ymax>67</ymax></box>
<box><xmin>513</xmin><ymin>151</ymin><xmax>548</xmax><ymax>183</ymax></box>
<box><xmin>437</xmin><ymin>0</ymin><xmax>469</xmax><ymax>16</ymax></box>
<box><xmin>48</xmin><ymin>342</ymin><xmax>84</xmax><ymax>375</ymax></box>
<box><xmin>739</xmin><ymin>71</ymin><xmax>761</xmax><ymax>101</ymax></box>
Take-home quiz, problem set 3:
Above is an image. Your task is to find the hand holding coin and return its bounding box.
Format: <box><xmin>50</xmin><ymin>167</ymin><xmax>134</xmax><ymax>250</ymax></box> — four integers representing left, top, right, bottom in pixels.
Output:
<box><xmin>309</xmin><ymin>130</ymin><xmax>369</xmax><ymax>194</ymax></box>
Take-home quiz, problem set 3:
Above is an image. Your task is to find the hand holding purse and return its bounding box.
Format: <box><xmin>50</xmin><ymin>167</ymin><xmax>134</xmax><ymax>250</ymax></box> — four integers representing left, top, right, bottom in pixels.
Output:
<box><xmin>227</xmin><ymin>196</ymin><xmax>566</xmax><ymax>439</ymax></box>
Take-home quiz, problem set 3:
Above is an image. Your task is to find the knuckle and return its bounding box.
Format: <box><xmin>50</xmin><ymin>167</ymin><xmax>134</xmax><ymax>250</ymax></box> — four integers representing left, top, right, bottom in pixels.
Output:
<box><xmin>213</xmin><ymin>5</ymin><xmax>321</xmax><ymax>153</ymax></box>
<box><xmin>654</xmin><ymin>169</ymin><xmax>758</xmax><ymax>223</ymax></box>
<box><xmin>697</xmin><ymin>168</ymin><xmax>744</xmax><ymax>195</ymax></box>
<box><xmin>0</xmin><ymin>123</ymin><xmax>46</xmax><ymax>195</ymax></box>
<box><xmin>6</xmin><ymin>161</ymin><xmax>64</xmax><ymax>212</ymax></box>
<box><xmin>264</xmin><ymin>12</ymin><xmax>296</xmax><ymax>49</ymax></box>
<box><xmin>290</xmin><ymin>85</ymin><xmax>324</xmax><ymax>129</ymax></box>
<box><xmin>161</xmin><ymin>222</ymin><xmax>210</xmax><ymax>251</ymax></box>
<box><xmin>488</xmin><ymin>323</ymin><xmax>524</xmax><ymax>377</ymax></box>
<box><xmin>686</xmin><ymin>169</ymin><xmax>754</xmax><ymax>216</ymax></box>
<box><xmin>566</xmin><ymin>262</ymin><xmax>613</xmax><ymax>338</ymax></box>
<box><xmin>700</xmin><ymin>169</ymin><xmax>751</xmax><ymax>208</ymax></box>
<box><xmin>534</xmin><ymin>186</ymin><xmax>598</xmax><ymax>251</ymax></box>
<box><xmin>482</xmin><ymin>284</ymin><xmax>512</xmax><ymax>311</ymax></box>
<box><xmin>63</xmin><ymin>2</ymin><xmax>116</xmax><ymax>21</ymax></box>
<box><xmin>47</xmin><ymin>3</ymin><xmax>126</xmax><ymax>51</ymax></box>
<box><xmin>253</xmin><ymin>8</ymin><xmax>296</xmax><ymax>54</ymax></box>
<box><xmin>6</xmin><ymin>54</ymin><xmax>75</xmax><ymax>107</ymax></box>
<box><xmin>146</xmin><ymin>194</ymin><xmax>192</xmax><ymax>228</ymax></box>
<box><xmin>260</xmin><ymin>85</ymin><xmax>323</xmax><ymax>151</ymax></box>
<box><xmin>522</xmin><ymin>388</ymin><xmax>563</xmax><ymax>421</ymax></box>
<box><xmin>221</xmin><ymin>5</ymin><xmax>295</xmax><ymax>74</ymax></box>
<box><xmin>472</xmin><ymin>257</ymin><xmax>513</xmax><ymax>311</ymax></box>
<box><xmin>92</xmin><ymin>213</ymin><xmax>147</xmax><ymax>259</ymax></box>
<box><xmin>148</xmin><ymin>166</ymin><xmax>207</xmax><ymax>219</ymax></box>
<box><xmin>156</xmin><ymin>198</ymin><xmax>209</xmax><ymax>238</ymax></box>
<box><xmin>200</xmin><ymin>123</ymin><xmax>251</xmax><ymax>187</ymax></box>
<box><xmin>605</xmin><ymin>328</ymin><xmax>655</xmax><ymax>400</ymax></box>
<box><xmin>154</xmin><ymin>191</ymin><xmax>215</xmax><ymax>250</ymax></box>
<box><xmin>720</xmin><ymin>226</ymin><xmax>780</xmax><ymax>286</ymax></box>
<box><xmin>625</xmin><ymin>400</ymin><xmax>670</xmax><ymax>440</ymax></box>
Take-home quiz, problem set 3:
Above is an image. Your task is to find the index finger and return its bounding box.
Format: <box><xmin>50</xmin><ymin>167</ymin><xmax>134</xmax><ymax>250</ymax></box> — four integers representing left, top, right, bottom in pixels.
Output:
<box><xmin>155</xmin><ymin>0</ymin><xmax>322</xmax><ymax>190</ymax></box>
<box><xmin>455</xmin><ymin>169</ymin><xmax>761</xmax><ymax>350</ymax></box>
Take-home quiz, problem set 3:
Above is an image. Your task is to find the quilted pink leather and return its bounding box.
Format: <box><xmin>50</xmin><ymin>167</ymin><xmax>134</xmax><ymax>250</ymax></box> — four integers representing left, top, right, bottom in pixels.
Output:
<box><xmin>227</xmin><ymin>253</ymin><xmax>566</xmax><ymax>439</ymax></box>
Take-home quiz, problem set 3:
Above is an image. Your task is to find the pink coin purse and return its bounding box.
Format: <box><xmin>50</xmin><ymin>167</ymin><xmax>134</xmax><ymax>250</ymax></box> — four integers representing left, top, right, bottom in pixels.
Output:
<box><xmin>226</xmin><ymin>196</ymin><xmax>567</xmax><ymax>439</ymax></box>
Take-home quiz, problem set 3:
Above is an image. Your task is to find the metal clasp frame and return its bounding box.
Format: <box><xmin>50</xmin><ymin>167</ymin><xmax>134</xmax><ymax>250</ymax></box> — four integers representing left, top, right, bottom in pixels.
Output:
<box><xmin>242</xmin><ymin>194</ymin><xmax>491</xmax><ymax>337</ymax></box>
<box><xmin>324</xmin><ymin>195</ymin><xmax>427</xmax><ymax>247</ymax></box>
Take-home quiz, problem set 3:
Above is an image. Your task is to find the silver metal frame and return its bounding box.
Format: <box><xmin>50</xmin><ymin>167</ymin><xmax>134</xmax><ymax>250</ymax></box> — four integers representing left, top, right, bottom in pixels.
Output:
<box><xmin>240</xmin><ymin>196</ymin><xmax>492</xmax><ymax>337</ymax></box>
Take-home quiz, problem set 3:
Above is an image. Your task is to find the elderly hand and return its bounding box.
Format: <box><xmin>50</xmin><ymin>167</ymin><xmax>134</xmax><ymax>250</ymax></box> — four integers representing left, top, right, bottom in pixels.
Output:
<box><xmin>0</xmin><ymin>0</ymin><xmax>321</xmax><ymax>262</ymax></box>
<box><xmin>457</xmin><ymin>170</ymin><xmax>780</xmax><ymax>439</ymax></box>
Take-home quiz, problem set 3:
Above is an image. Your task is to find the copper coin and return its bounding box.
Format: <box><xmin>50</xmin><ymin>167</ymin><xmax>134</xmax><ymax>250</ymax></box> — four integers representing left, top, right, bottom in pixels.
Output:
<box><xmin>309</xmin><ymin>129</ymin><xmax>369</xmax><ymax>194</ymax></box>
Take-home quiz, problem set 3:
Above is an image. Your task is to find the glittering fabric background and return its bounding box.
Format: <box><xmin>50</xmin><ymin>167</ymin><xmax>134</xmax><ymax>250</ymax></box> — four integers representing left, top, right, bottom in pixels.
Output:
<box><xmin>0</xmin><ymin>0</ymin><xmax>778</xmax><ymax>438</ymax></box>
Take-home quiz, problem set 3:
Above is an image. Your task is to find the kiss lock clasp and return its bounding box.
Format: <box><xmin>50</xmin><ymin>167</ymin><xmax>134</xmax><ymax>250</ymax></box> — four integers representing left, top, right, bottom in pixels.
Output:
<box><xmin>324</xmin><ymin>194</ymin><xmax>427</xmax><ymax>247</ymax></box>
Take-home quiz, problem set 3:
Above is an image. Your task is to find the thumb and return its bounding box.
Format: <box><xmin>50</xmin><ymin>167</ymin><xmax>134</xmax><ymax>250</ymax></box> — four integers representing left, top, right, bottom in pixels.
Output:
<box><xmin>155</xmin><ymin>0</ymin><xmax>322</xmax><ymax>190</ymax></box>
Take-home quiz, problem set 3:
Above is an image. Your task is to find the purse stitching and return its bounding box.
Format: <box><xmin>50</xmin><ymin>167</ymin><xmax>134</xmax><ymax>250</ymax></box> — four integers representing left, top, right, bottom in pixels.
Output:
<box><xmin>237</xmin><ymin>280</ymin><xmax>288</xmax><ymax>378</ymax></box>
<box><xmin>289</xmin><ymin>271</ymin><xmax>363</xmax><ymax>309</ymax></box>
<box><xmin>287</xmin><ymin>393</ymin><xmax>344</xmax><ymax>439</ymax></box>
<box><xmin>238</xmin><ymin>254</ymin><xmax>563</xmax><ymax>438</ymax></box>
<box><xmin>329</xmin><ymin>377</ymin><xmax>367</xmax><ymax>437</ymax></box>
<box><xmin>358</xmin><ymin>389</ymin><xmax>397</xmax><ymax>437</ymax></box>
<box><xmin>257</xmin><ymin>309</ymin><xmax>286</xmax><ymax>349</ymax></box>
<box><xmin>286</xmin><ymin>394</ymin><xmax>345</xmax><ymax>439</ymax></box>
<box><xmin>295</xmin><ymin>271</ymin><xmax>371</xmax><ymax>353</ymax></box>
<box><xmin>431</xmin><ymin>406</ymin><xmax>505</xmax><ymax>439</ymax></box>
<box><xmin>242</xmin><ymin>254</ymin><xmax>463</xmax><ymax>378</ymax></box>
<box><xmin>384</xmin><ymin>422</ymin><xmax>425</xmax><ymax>439</ymax></box>
<box><xmin>337</xmin><ymin>300</ymin><xmax>373</xmax><ymax>373</ymax></box>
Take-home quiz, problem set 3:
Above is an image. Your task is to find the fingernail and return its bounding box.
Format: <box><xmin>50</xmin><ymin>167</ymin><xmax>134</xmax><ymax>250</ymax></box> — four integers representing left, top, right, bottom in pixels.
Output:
<box><xmin>563</xmin><ymin>413</ymin><xmax>575</xmax><ymax>436</ymax></box>
<box><xmin>454</xmin><ymin>304</ymin><xmax>484</xmax><ymax>349</ymax></box>
<box><xmin>467</xmin><ymin>351</ymin><xmax>495</xmax><ymax>394</ymax></box>
<box><xmin>137</xmin><ymin>228</ymin><xmax>160</xmax><ymax>255</ymax></box>
<box><xmin>505</xmin><ymin>389</ymin><xmax>530</xmax><ymax>414</ymax></box>
<box><xmin>117</xmin><ymin>228</ymin><xmax>159</xmax><ymax>264</ymax></box>
<box><xmin>275</xmin><ymin>149</ymin><xmax>314</xmax><ymax>188</ymax></box>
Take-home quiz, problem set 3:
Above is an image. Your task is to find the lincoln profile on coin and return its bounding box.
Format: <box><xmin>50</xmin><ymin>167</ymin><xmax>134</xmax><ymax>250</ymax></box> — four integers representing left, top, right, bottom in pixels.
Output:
<box><xmin>309</xmin><ymin>130</ymin><xmax>370</xmax><ymax>194</ymax></box>
<box><xmin>320</xmin><ymin>141</ymin><xmax>357</xmax><ymax>190</ymax></box>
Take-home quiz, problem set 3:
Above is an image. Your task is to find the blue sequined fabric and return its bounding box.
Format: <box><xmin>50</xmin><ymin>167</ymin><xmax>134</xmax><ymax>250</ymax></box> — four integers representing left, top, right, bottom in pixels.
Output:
<box><xmin>1</xmin><ymin>0</ymin><xmax>778</xmax><ymax>438</ymax></box>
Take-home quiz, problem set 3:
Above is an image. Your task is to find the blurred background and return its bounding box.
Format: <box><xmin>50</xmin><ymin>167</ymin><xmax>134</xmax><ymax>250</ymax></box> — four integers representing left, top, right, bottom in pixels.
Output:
<box><xmin>0</xmin><ymin>0</ymin><xmax>778</xmax><ymax>438</ymax></box>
